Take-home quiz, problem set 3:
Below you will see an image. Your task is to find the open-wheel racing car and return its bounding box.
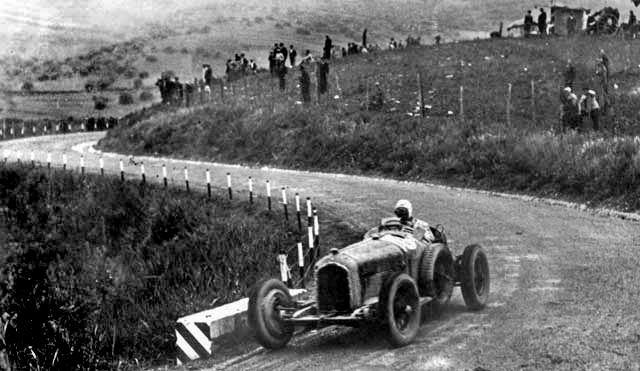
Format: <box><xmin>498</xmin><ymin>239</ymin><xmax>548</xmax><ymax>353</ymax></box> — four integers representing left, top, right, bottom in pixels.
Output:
<box><xmin>248</xmin><ymin>217</ymin><xmax>490</xmax><ymax>349</ymax></box>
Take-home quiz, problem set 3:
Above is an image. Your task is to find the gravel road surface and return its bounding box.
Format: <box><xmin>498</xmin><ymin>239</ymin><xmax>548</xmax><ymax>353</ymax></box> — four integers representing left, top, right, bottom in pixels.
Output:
<box><xmin>2</xmin><ymin>133</ymin><xmax>639</xmax><ymax>371</ymax></box>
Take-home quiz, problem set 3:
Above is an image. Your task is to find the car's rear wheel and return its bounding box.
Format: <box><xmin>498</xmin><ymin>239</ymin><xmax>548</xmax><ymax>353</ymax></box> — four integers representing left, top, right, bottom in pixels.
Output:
<box><xmin>419</xmin><ymin>245</ymin><xmax>454</xmax><ymax>307</ymax></box>
<box><xmin>460</xmin><ymin>244</ymin><xmax>490</xmax><ymax>310</ymax></box>
<box><xmin>380</xmin><ymin>273</ymin><xmax>421</xmax><ymax>347</ymax></box>
<box><xmin>248</xmin><ymin>278</ymin><xmax>294</xmax><ymax>349</ymax></box>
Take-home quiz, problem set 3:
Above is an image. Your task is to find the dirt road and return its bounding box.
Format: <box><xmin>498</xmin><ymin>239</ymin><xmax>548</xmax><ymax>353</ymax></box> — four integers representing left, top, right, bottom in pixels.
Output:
<box><xmin>2</xmin><ymin>133</ymin><xmax>639</xmax><ymax>371</ymax></box>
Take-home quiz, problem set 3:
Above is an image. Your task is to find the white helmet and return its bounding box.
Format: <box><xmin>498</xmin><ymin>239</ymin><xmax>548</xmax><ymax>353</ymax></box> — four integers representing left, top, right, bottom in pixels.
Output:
<box><xmin>394</xmin><ymin>199</ymin><xmax>413</xmax><ymax>219</ymax></box>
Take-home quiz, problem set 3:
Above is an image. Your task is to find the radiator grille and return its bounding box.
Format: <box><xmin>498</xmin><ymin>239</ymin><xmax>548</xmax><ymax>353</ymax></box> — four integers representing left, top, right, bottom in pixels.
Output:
<box><xmin>317</xmin><ymin>264</ymin><xmax>351</xmax><ymax>312</ymax></box>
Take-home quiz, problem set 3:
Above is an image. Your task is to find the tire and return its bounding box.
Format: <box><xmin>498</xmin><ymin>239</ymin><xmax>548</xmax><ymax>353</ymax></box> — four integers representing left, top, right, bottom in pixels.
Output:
<box><xmin>460</xmin><ymin>244</ymin><xmax>490</xmax><ymax>310</ymax></box>
<box><xmin>248</xmin><ymin>278</ymin><xmax>294</xmax><ymax>349</ymax></box>
<box><xmin>379</xmin><ymin>273</ymin><xmax>421</xmax><ymax>347</ymax></box>
<box><xmin>418</xmin><ymin>245</ymin><xmax>454</xmax><ymax>307</ymax></box>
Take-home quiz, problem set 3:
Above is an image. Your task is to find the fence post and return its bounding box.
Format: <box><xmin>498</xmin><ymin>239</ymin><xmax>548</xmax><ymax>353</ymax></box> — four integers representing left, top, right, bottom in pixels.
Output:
<box><xmin>226</xmin><ymin>173</ymin><xmax>232</xmax><ymax>200</ymax></box>
<box><xmin>119</xmin><ymin>159</ymin><xmax>124</xmax><ymax>181</ymax></box>
<box><xmin>295</xmin><ymin>193</ymin><xmax>302</xmax><ymax>233</ymax></box>
<box><xmin>365</xmin><ymin>77</ymin><xmax>370</xmax><ymax>112</ymax></box>
<box><xmin>206</xmin><ymin>169</ymin><xmax>211</xmax><ymax>198</ymax></box>
<box><xmin>3</xmin><ymin>149</ymin><xmax>7</xmax><ymax>163</ymax></box>
<box><xmin>278</xmin><ymin>252</ymin><xmax>291</xmax><ymax>288</ymax></box>
<box><xmin>99</xmin><ymin>156</ymin><xmax>104</xmax><ymax>176</ymax></box>
<box><xmin>248</xmin><ymin>177</ymin><xmax>254</xmax><ymax>204</ymax></box>
<box><xmin>507</xmin><ymin>83</ymin><xmax>512</xmax><ymax>126</ymax></box>
<box><xmin>62</xmin><ymin>153</ymin><xmax>67</xmax><ymax>171</ymax></box>
<box><xmin>30</xmin><ymin>151</ymin><xmax>35</xmax><ymax>168</ymax></box>
<box><xmin>313</xmin><ymin>208</ymin><xmax>319</xmax><ymax>253</ymax></box>
<box><xmin>16</xmin><ymin>151</ymin><xmax>21</xmax><ymax>165</ymax></box>
<box><xmin>531</xmin><ymin>79</ymin><xmax>536</xmax><ymax>122</ymax></box>
<box><xmin>140</xmin><ymin>162</ymin><xmax>146</xmax><ymax>184</ymax></box>
<box><xmin>459</xmin><ymin>85</ymin><xmax>464</xmax><ymax>121</ymax></box>
<box><xmin>80</xmin><ymin>155</ymin><xmax>85</xmax><ymax>175</ymax></box>
<box><xmin>306</xmin><ymin>198</ymin><xmax>314</xmax><ymax>262</ymax></box>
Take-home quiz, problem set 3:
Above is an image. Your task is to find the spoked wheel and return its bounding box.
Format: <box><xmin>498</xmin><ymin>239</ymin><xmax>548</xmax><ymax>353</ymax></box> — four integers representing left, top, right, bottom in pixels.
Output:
<box><xmin>460</xmin><ymin>244</ymin><xmax>490</xmax><ymax>310</ymax></box>
<box><xmin>248</xmin><ymin>279</ymin><xmax>294</xmax><ymax>349</ymax></box>
<box><xmin>380</xmin><ymin>273</ymin><xmax>421</xmax><ymax>347</ymax></box>
<box><xmin>419</xmin><ymin>245</ymin><xmax>454</xmax><ymax>308</ymax></box>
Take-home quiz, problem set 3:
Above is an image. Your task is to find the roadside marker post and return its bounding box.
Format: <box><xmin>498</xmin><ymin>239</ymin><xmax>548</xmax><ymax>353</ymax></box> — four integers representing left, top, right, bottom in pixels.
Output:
<box><xmin>119</xmin><ymin>159</ymin><xmax>124</xmax><ymax>181</ymax></box>
<box><xmin>16</xmin><ymin>151</ymin><xmax>21</xmax><ymax>165</ymax></box>
<box><xmin>206</xmin><ymin>170</ymin><xmax>211</xmax><ymax>198</ymax></box>
<box><xmin>278</xmin><ymin>252</ymin><xmax>291</xmax><ymax>288</ymax></box>
<box><xmin>62</xmin><ymin>153</ymin><xmax>67</xmax><ymax>170</ymax></box>
<box><xmin>295</xmin><ymin>193</ymin><xmax>302</xmax><ymax>233</ymax></box>
<box><xmin>226</xmin><ymin>173</ymin><xmax>233</xmax><ymax>200</ymax></box>
<box><xmin>266</xmin><ymin>180</ymin><xmax>272</xmax><ymax>211</ymax></box>
<box><xmin>99</xmin><ymin>157</ymin><xmax>104</xmax><ymax>176</ymax></box>
<box><xmin>47</xmin><ymin>152</ymin><xmax>51</xmax><ymax>169</ymax></box>
<box><xmin>184</xmin><ymin>167</ymin><xmax>190</xmax><ymax>192</ymax></box>
<box><xmin>30</xmin><ymin>151</ymin><xmax>35</xmax><ymax>168</ymax></box>
<box><xmin>313</xmin><ymin>208</ymin><xmax>320</xmax><ymax>252</ymax></box>
<box><xmin>3</xmin><ymin>149</ymin><xmax>7</xmax><ymax>163</ymax></box>
<box><xmin>248</xmin><ymin>177</ymin><xmax>253</xmax><ymax>205</ymax></box>
<box><xmin>507</xmin><ymin>83</ymin><xmax>512</xmax><ymax>126</ymax></box>
<box><xmin>297</xmin><ymin>240</ymin><xmax>305</xmax><ymax>288</ymax></box>
<box><xmin>282</xmin><ymin>187</ymin><xmax>289</xmax><ymax>221</ymax></box>
<box><xmin>459</xmin><ymin>85</ymin><xmax>465</xmax><ymax>121</ymax></box>
<box><xmin>162</xmin><ymin>165</ymin><xmax>168</xmax><ymax>188</ymax></box>
<box><xmin>140</xmin><ymin>162</ymin><xmax>146</xmax><ymax>184</ymax></box>
<box><xmin>80</xmin><ymin>155</ymin><xmax>85</xmax><ymax>175</ymax></box>
<box><xmin>307</xmin><ymin>198</ymin><xmax>314</xmax><ymax>262</ymax></box>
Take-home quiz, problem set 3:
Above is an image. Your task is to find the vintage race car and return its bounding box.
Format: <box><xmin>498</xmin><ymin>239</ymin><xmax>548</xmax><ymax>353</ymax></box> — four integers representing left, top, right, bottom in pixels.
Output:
<box><xmin>248</xmin><ymin>217</ymin><xmax>490</xmax><ymax>349</ymax></box>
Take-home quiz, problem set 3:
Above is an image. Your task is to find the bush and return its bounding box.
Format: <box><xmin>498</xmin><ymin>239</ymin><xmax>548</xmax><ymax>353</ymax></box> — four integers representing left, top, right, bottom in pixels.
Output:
<box><xmin>295</xmin><ymin>27</ymin><xmax>311</xmax><ymax>35</ymax></box>
<box><xmin>133</xmin><ymin>78</ymin><xmax>143</xmax><ymax>89</ymax></box>
<box><xmin>118</xmin><ymin>92</ymin><xmax>134</xmax><ymax>105</ymax></box>
<box><xmin>93</xmin><ymin>95</ymin><xmax>109</xmax><ymax>110</ymax></box>
<box><xmin>145</xmin><ymin>55</ymin><xmax>158</xmax><ymax>63</ymax></box>
<box><xmin>180</xmin><ymin>47</ymin><xmax>189</xmax><ymax>54</ymax></box>
<box><xmin>20</xmin><ymin>81</ymin><xmax>34</xmax><ymax>91</ymax></box>
<box><xmin>138</xmin><ymin>71</ymin><xmax>149</xmax><ymax>79</ymax></box>
<box><xmin>139</xmin><ymin>91</ymin><xmax>153</xmax><ymax>101</ymax></box>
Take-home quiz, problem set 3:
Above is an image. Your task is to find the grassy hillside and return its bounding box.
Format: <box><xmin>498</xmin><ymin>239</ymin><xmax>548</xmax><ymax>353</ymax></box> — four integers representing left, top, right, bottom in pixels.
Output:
<box><xmin>100</xmin><ymin>35</ymin><xmax>640</xmax><ymax>212</ymax></box>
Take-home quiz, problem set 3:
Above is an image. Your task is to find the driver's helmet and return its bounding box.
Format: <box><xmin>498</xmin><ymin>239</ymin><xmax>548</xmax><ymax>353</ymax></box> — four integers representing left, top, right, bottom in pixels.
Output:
<box><xmin>394</xmin><ymin>199</ymin><xmax>413</xmax><ymax>222</ymax></box>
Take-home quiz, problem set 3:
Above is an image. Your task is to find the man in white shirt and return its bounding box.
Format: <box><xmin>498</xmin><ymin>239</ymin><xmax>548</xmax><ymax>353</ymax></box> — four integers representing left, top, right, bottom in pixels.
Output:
<box><xmin>394</xmin><ymin>200</ymin><xmax>435</xmax><ymax>242</ymax></box>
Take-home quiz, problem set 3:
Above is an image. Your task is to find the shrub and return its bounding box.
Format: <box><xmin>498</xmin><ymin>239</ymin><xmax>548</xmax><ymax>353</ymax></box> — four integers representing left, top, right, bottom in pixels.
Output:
<box><xmin>20</xmin><ymin>81</ymin><xmax>34</xmax><ymax>91</ymax></box>
<box><xmin>180</xmin><ymin>47</ymin><xmax>189</xmax><ymax>54</ymax></box>
<box><xmin>138</xmin><ymin>71</ymin><xmax>149</xmax><ymax>79</ymax></box>
<box><xmin>295</xmin><ymin>27</ymin><xmax>311</xmax><ymax>35</ymax></box>
<box><xmin>118</xmin><ymin>92</ymin><xmax>134</xmax><ymax>105</ymax></box>
<box><xmin>139</xmin><ymin>91</ymin><xmax>153</xmax><ymax>101</ymax></box>
<box><xmin>93</xmin><ymin>95</ymin><xmax>109</xmax><ymax>110</ymax></box>
<box><xmin>133</xmin><ymin>78</ymin><xmax>143</xmax><ymax>89</ymax></box>
<box><xmin>145</xmin><ymin>55</ymin><xmax>158</xmax><ymax>63</ymax></box>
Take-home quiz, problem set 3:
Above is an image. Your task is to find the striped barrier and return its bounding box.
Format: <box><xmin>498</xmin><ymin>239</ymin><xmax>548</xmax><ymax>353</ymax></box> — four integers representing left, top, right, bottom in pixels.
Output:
<box><xmin>175</xmin><ymin>288</ymin><xmax>307</xmax><ymax>365</ymax></box>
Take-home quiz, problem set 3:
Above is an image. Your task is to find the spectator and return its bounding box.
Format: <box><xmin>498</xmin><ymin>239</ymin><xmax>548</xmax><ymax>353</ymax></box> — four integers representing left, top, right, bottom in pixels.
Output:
<box><xmin>435</xmin><ymin>35</ymin><xmax>441</xmax><ymax>45</ymax></box>
<box><xmin>524</xmin><ymin>10</ymin><xmax>534</xmax><ymax>37</ymax></box>
<box><xmin>268</xmin><ymin>51</ymin><xmax>275</xmax><ymax>75</ymax></box>
<box><xmin>563</xmin><ymin>59</ymin><xmax>575</xmax><ymax>89</ymax></box>
<box><xmin>629</xmin><ymin>10</ymin><xmax>637</xmax><ymax>25</ymax></box>
<box><xmin>567</xmin><ymin>15</ymin><xmax>577</xmax><ymax>36</ymax></box>
<box><xmin>369</xmin><ymin>81</ymin><xmax>385</xmax><ymax>110</ymax></box>
<box><xmin>579</xmin><ymin>89</ymin><xmax>601</xmax><ymax>130</ymax></box>
<box><xmin>362</xmin><ymin>28</ymin><xmax>368</xmax><ymax>48</ymax></box>
<box><xmin>538</xmin><ymin>8</ymin><xmax>547</xmax><ymax>36</ymax></box>
<box><xmin>249</xmin><ymin>59</ymin><xmax>257</xmax><ymax>72</ymax></box>
<box><xmin>277</xmin><ymin>63</ymin><xmax>287</xmax><ymax>91</ymax></box>
<box><xmin>280</xmin><ymin>43</ymin><xmax>288</xmax><ymax>64</ymax></box>
<box><xmin>596</xmin><ymin>58</ymin><xmax>608</xmax><ymax>95</ymax></box>
<box><xmin>317</xmin><ymin>58</ymin><xmax>329</xmax><ymax>95</ymax></box>
<box><xmin>560</xmin><ymin>87</ymin><xmax>579</xmax><ymax>131</ymax></box>
<box><xmin>289</xmin><ymin>45</ymin><xmax>297</xmax><ymax>67</ymax></box>
<box><xmin>600</xmin><ymin>49</ymin><xmax>609</xmax><ymax>78</ymax></box>
<box><xmin>323</xmin><ymin>35</ymin><xmax>333</xmax><ymax>59</ymax></box>
<box><xmin>300</xmin><ymin>49</ymin><xmax>314</xmax><ymax>65</ymax></box>
<box><xmin>203</xmin><ymin>64</ymin><xmax>213</xmax><ymax>87</ymax></box>
<box><xmin>299</xmin><ymin>64</ymin><xmax>311</xmax><ymax>104</ymax></box>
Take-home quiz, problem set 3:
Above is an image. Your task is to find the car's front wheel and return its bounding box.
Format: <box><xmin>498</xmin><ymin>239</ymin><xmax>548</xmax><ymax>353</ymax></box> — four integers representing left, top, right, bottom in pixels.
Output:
<box><xmin>248</xmin><ymin>278</ymin><xmax>294</xmax><ymax>349</ymax></box>
<box><xmin>380</xmin><ymin>273</ymin><xmax>421</xmax><ymax>347</ymax></box>
<box><xmin>460</xmin><ymin>244</ymin><xmax>490</xmax><ymax>310</ymax></box>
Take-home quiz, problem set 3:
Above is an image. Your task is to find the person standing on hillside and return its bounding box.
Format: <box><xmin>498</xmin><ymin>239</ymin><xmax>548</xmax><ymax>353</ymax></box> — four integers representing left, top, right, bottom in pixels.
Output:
<box><xmin>362</xmin><ymin>28</ymin><xmax>368</xmax><ymax>48</ymax></box>
<box><xmin>560</xmin><ymin>87</ymin><xmax>579</xmax><ymax>131</ymax></box>
<box><xmin>538</xmin><ymin>8</ymin><xmax>547</xmax><ymax>36</ymax></box>
<box><xmin>289</xmin><ymin>45</ymin><xmax>297</xmax><ymax>67</ymax></box>
<box><xmin>323</xmin><ymin>35</ymin><xmax>333</xmax><ymax>59</ymax></box>
<box><xmin>524</xmin><ymin>10</ymin><xmax>534</xmax><ymax>37</ymax></box>
<box><xmin>203</xmin><ymin>64</ymin><xmax>213</xmax><ymax>88</ymax></box>
<box><xmin>317</xmin><ymin>58</ymin><xmax>329</xmax><ymax>96</ymax></box>
<box><xmin>599</xmin><ymin>49</ymin><xmax>609</xmax><ymax>79</ymax></box>
<box><xmin>579</xmin><ymin>89</ymin><xmax>601</xmax><ymax>131</ymax></box>
<box><xmin>299</xmin><ymin>64</ymin><xmax>311</xmax><ymax>104</ymax></box>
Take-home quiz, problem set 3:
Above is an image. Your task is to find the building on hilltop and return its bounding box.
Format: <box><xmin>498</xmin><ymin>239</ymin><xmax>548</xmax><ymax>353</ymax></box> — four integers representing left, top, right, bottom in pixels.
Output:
<box><xmin>549</xmin><ymin>5</ymin><xmax>590</xmax><ymax>36</ymax></box>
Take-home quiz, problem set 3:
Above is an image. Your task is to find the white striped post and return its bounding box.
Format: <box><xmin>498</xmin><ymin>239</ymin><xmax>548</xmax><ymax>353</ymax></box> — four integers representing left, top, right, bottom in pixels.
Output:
<box><xmin>266</xmin><ymin>180</ymin><xmax>272</xmax><ymax>210</ymax></box>
<box><xmin>313</xmin><ymin>208</ymin><xmax>320</xmax><ymax>252</ymax></box>
<box><xmin>307</xmin><ymin>197</ymin><xmax>314</xmax><ymax>259</ymax></box>
<box><xmin>281</xmin><ymin>187</ymin><xmax>289</xmax><ymax>221</ymax></box>
<box><xmin>140</xmin><ymin>162</ymin><xmax>146</xmax><ymax>184</ymax></box>
<box><xmin>30</xmin><ymin>151</ymin><xmax>35</xmax><ymax>168</ymax></box>
<box><xmin>20</xmin><ymin>125</ymin><xmax>24</xmax><ymax>136</ymax></box>
<box><xmin>162</xmin><ymin>164</ymin><xmax>168</xmax><ymax>188</ymax></box>
<box><xmin>227</xmin><ymin>173</ymin><xmax>232</xmax><ymax>200</ymax></box>
<box><xmin>80</xmin><ymin>155</ymin><xmax>85</xmax><ymax>175</ymax></box>
<box><xmin>295</xmin><ymin>193</ymin><xmax>302</xmax><ymax>233</ymax></box>
<box><xmin>47</xmin><ymin>152</ymin><xmax>51</xmax><ymax>169</ymax></box>
<box><xmin>206</xmin><ymin>169</ymin><xmax>211</xmax><ymax>198</ymax></box>
<box><xmin>278</xmin><ymin>253</ymin><xmax>291</xmax><ymax>288</ymax></box>
<box><xmin>119</xmin><ymin>159</ymin><xmax>124</xmax><ymax>181</ymax></box>
<box><xmin>43</xmin><ymin>124</ymin><xmax>47</xmax><ymax>134</ymax></box>
<box><xmin>16</xmin><ymin>151</ymin><xmax>21</xmax><ymax>165</ymax></box>
<box><xmin>9</xmin><ymin>125</ymin><xmax>13</xmax><ymax>138</ymax></box>
<box><xmin>184</xmin><ymin>167</ymin><xmax>189</xmax><ymax>192</ymax></box>
<box><xmin>248</xmin><ymin>177</ymin><xmax>254</xmax><ymax>204</ymax></box>
<box><xmin>3</xmin><ymin>149</ymin><xmax>7</xmax><ymax>163</ymax></box>
<box><xmin>297</xmin><ymin>240</ymin><xmax>305</xmax><ymax>288</ymax></box>
<box><xmin>62</xmin><ymin>153</ymin><xmax>67</xmax><ymax>170</ymax></box>
<box><xmin>32</xmin><ymin>124</ymin><xmax>36</xmax><ymax>134</ymax></box>
<box><xmin>99</xmin><ymin>156</ymin><xmax>104</xmax><ymax>176</ymax></box>
<box><xmin>55</xmin><ymin>124</ymin><xmax>59</xmax><ymax>133</ymax></box>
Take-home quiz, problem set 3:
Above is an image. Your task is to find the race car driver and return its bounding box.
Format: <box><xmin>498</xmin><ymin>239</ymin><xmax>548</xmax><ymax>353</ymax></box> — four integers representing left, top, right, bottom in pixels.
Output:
<box><xmin>394</xmin><ymin>199</ymin><xmax>435</xmax><ymax>242</ymax></box>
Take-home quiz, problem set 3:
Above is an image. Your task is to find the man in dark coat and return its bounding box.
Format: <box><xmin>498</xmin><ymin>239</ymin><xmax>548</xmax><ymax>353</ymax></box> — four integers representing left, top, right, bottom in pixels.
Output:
<box><xmin>299</xmin><ymin>64</ymin><xmax>311</xmax><ymax>104</ymax></box>
<box><xmin>538</xmin><ymin>8</ymin><xmax>547</xmax><ymax>36</ymax></box>
<box><xmin>362</xmin><ymin>28</ymin><xmax>368</xmax><ymax>47</ymax></box>
<box><xmin>323</xmin><ymin>35</ymin><xmax>333</xmax><ymax>59</ymax></box>
<box><xmin>289</xmin><ymin>45</ymin><xmax>297</xmax><ymax>67</ymax></box>
<box><xmin>277</xmin><ymin>63</ymin><xmax>287</xmax><ymax>91</ymax></box>
<box><xmin>524</xmin><ymin>10</ymin><xmax>534</xmax><ymax>37</ymax></box>
<box><xmin>317</xmin><ymin>58</ymin><xmax>329</xmax><ymax>95</ymax></box>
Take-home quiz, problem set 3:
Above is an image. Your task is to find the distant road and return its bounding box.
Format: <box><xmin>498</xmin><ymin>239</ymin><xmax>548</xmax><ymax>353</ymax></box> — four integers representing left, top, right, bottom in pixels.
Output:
<box><xmin>1</xmin><ymin>132</ymin><xmax>639</xmax><ymax>371</ymax></box>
